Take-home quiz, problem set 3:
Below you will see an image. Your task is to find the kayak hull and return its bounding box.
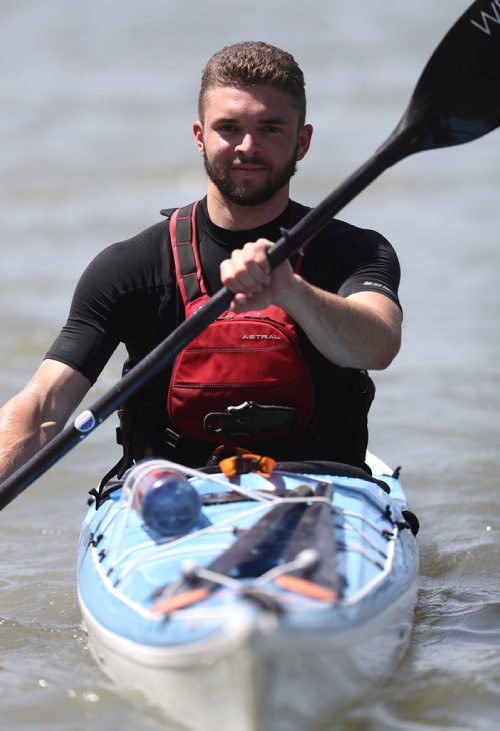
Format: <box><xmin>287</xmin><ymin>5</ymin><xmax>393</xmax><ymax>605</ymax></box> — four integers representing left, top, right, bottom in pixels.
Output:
<box><xmin>77</xmin><ymin>454</ymin><xmax>418</xmax><ymax>730</ymax></box>
<box><xmin>80</xmin><ymin>574</ymin><xmax>416</xmax><ymax>731</ymax></box>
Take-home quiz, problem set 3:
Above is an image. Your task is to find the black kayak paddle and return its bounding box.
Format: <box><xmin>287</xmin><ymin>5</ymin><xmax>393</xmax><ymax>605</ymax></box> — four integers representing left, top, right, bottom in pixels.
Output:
<box><xmin>1</xmin><ymin>0</ymin><xmax>500</xmax><ymax>509</ymax></box>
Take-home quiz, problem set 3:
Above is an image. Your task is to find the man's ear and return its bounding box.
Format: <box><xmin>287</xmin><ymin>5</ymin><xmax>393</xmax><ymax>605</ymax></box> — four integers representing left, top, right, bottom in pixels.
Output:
<box><xmin>296</xmin><ymin>123</ymin><xmax>313</xmax><ymax>161</ymax></box>
<box><xmin>192</xmin><ymin>121</ymin><xmax>204</xmax><ymax>156</ymax></box>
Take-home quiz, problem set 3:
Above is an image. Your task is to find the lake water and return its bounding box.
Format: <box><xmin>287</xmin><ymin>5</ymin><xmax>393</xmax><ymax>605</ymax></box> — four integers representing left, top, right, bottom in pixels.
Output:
<box><xmin>1</xmin><ymin>1</ymin><xmax>500</xmax><ymax>729</ymax></box>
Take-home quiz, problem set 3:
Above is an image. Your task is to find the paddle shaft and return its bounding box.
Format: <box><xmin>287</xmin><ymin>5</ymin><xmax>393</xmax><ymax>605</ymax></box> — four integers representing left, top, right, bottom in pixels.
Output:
<box><xmin>1</xmin><ymin>0</ymin><xmax>500</xmax><ymax>509</ymax></box>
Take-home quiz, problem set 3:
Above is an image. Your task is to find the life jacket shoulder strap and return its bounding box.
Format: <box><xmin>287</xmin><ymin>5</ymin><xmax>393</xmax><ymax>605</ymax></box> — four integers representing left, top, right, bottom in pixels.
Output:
<box><xmin>169</xmin><ymin>201</ymin><xmax>207</xmax><ymax>307</ymax></box>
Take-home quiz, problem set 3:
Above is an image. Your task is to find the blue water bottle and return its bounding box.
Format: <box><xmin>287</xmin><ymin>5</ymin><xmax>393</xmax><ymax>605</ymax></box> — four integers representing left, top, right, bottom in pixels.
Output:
<box><xmin>126</xmin><ymin>460</ymin><xmax>201</xmax><ymax>537</ymax></box>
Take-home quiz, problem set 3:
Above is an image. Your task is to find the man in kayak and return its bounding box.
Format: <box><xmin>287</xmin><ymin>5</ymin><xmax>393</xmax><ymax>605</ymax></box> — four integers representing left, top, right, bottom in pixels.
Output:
<box><xmin>0</xmin><ymin>41</ymin><xmax>402</xmax><ymax>481</ymax></box>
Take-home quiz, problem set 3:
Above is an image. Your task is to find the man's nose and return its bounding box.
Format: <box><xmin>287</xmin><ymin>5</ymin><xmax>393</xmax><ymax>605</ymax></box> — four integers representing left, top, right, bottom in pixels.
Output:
<box><xmin>235</xmin><ymin>132</ymin><xmax>259</xmax><ymax>154</ymax></box>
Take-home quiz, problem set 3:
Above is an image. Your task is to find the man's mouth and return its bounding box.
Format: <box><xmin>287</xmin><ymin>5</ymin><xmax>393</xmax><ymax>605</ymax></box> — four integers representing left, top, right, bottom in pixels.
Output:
<box><xmin>231</xmin><ymin>162</ymin><xmax>267</xmax><ymax>172</ymax></box>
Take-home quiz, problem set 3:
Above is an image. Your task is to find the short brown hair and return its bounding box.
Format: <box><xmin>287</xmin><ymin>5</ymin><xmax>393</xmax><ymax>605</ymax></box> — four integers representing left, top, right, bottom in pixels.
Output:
<box><xmin>198</xmin><ymin>41</ymin><xmax>307</xmax><ymax>127</ymax></box>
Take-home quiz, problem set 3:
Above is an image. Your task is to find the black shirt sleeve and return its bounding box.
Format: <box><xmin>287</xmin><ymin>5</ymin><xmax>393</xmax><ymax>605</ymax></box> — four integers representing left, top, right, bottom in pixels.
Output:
<box><xmin>334</xmin><ymin>226</ymin><xmax>401</xmax><ymax>305</ymax></box>
<box><xmin>45</xmin><ymin>220</ymin><xmax>177</xmax><ymax>384</ymax></box>
<box><xmin>297</xmin><ymin>215</ymin><xmax>401</xmax><ymax>310</ymax></box>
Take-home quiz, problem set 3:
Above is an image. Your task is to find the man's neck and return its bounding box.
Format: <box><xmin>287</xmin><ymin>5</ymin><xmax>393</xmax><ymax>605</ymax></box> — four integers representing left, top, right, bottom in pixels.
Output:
<box><xmin>206</xmin><ymin>183</ymin><xmax>290</xmax><ymax>231</ymax></box>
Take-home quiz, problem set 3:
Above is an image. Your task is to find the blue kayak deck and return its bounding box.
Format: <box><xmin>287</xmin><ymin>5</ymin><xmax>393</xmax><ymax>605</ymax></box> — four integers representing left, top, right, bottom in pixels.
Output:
<box><xmin>78</xmin><ymin>461</ymin><xmax>417</xmax><ymax>648</ymax></box>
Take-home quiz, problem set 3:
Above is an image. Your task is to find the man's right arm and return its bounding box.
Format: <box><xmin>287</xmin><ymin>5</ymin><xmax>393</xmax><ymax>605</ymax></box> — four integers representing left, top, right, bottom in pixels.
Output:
<box><xmin>0</xmin><ymin>359</ymin><xmax>91</xmax><ymax>483</ymax></box>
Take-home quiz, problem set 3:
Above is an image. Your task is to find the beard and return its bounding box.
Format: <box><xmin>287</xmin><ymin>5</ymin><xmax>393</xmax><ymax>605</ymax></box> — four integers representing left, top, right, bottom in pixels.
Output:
<box><xmin>203</xmin><ymin>144</ymin><xmax>299</xmax><ymax>206</ymax></box>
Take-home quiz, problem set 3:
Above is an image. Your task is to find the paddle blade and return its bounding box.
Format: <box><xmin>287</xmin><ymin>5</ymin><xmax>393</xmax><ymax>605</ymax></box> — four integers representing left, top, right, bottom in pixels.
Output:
<box><xmin>395</xmin><ymin>0</ymin><xmax>500</xmax><ymax>152</ymax></box>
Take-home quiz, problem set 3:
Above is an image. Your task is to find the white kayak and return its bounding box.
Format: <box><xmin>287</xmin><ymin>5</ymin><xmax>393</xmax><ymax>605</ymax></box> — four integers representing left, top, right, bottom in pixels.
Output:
<box><xmin>77</xmin><ymin>451</ymin><xmax>419</xmax><ymax>731</ymax></box>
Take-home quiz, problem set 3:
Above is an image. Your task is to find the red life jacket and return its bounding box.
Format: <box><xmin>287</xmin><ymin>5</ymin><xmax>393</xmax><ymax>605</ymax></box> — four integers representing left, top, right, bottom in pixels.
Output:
<box><xmin>167</xmin><ymin>202</ymin><xmax>314</xmax><ymax>445</ymax></box>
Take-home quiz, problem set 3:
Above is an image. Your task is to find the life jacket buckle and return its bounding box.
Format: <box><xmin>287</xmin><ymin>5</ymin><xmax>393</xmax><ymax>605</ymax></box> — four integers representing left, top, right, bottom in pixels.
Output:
<box><xmin>204</xmin><ymin>400</ymin><xmax>297</xmax><ymax>438</ymax></box>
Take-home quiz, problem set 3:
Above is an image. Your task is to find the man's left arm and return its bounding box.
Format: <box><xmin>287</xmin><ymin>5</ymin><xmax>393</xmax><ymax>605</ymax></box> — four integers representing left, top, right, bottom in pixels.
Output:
<box><xmin>279</xmin><ymin>278</ymin><xmax>401</xmax><ymax>370</ymax></box>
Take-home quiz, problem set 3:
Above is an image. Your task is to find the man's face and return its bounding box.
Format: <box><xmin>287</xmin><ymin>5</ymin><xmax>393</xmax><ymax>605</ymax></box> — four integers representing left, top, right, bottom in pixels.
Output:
<box><xmin>193</xmin><ymin>85</ymin><xmax>311</xmax><ymax>207</ymax></box>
